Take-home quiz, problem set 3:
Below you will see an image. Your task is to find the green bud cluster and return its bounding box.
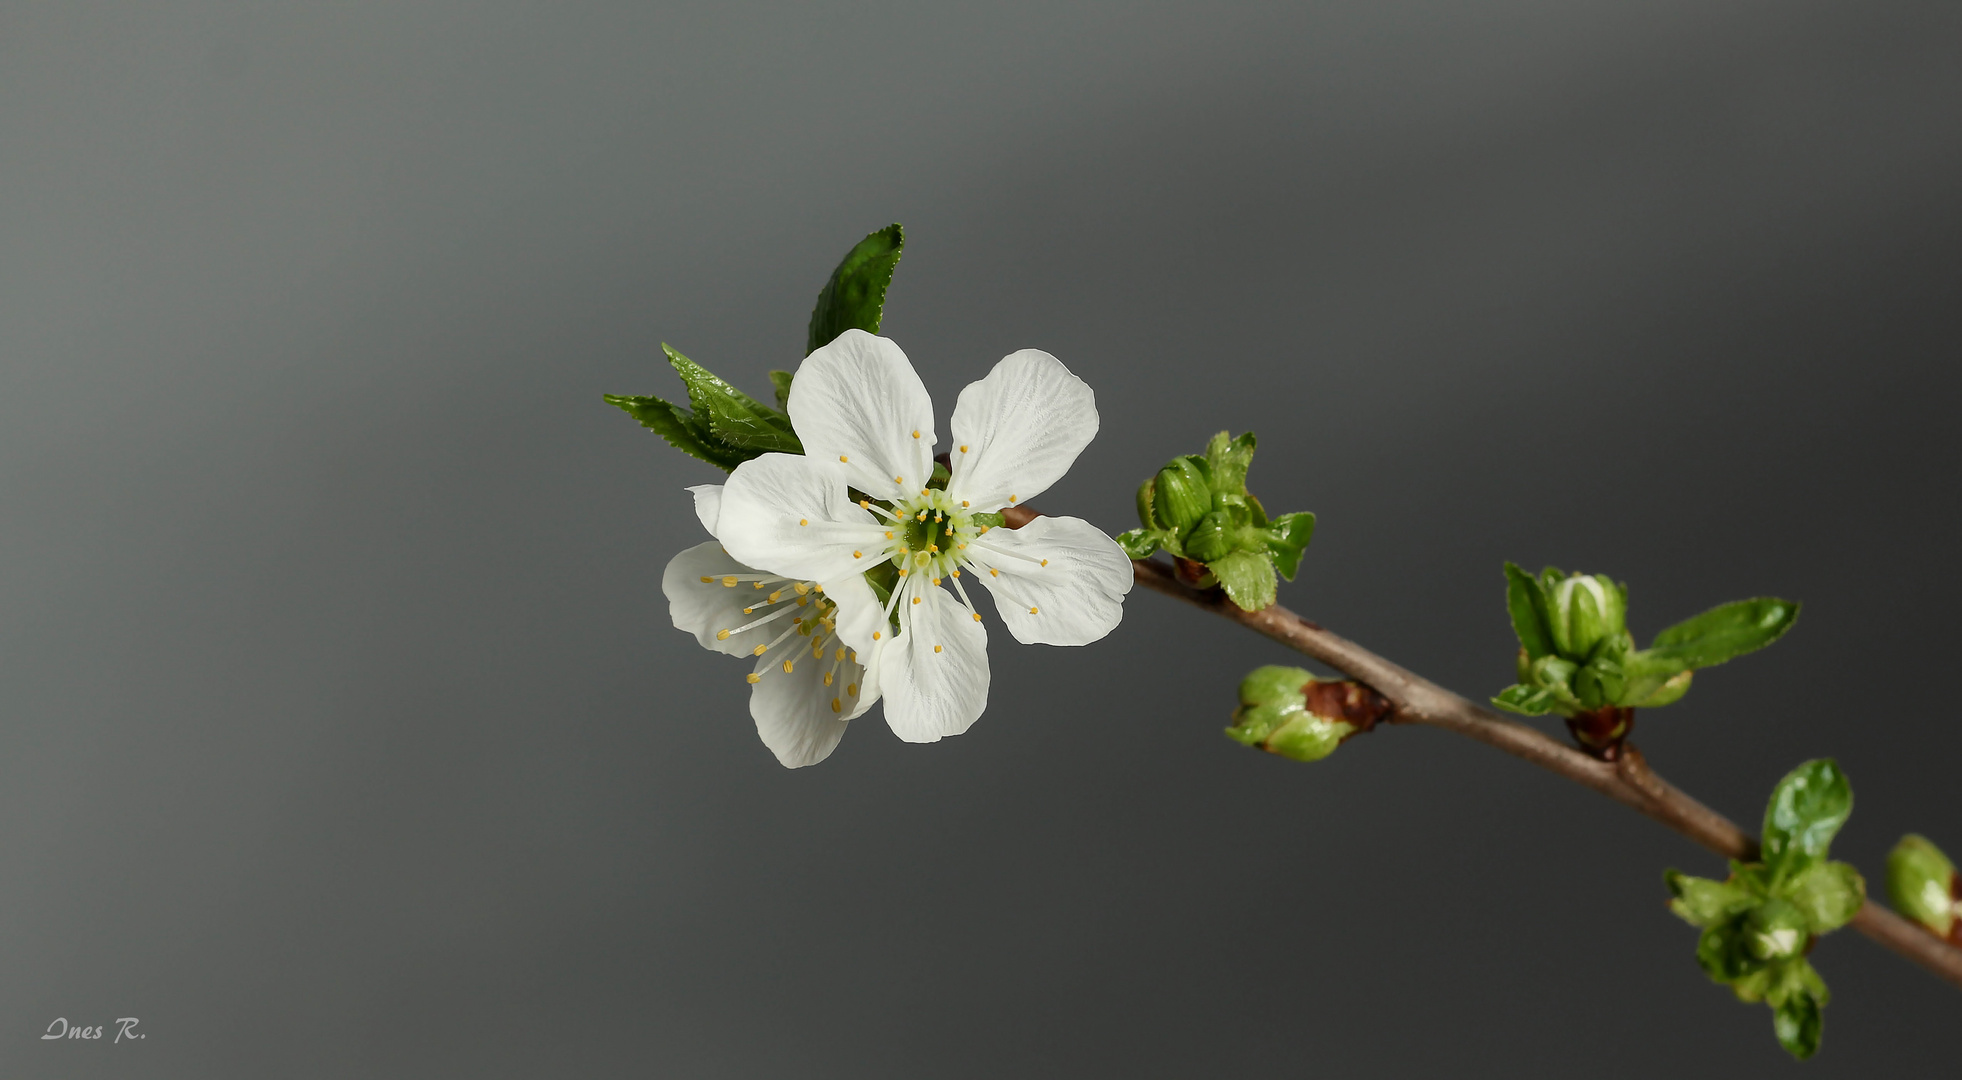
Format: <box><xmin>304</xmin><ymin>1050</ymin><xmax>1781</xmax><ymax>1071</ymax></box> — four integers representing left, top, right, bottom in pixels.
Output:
<box><xmin>1224</xmin><ymin>666</ymin><xmax>1355</xmax><ymax>762</ymax></box>
<box><xmin>1116</xmin><ymin>432</ymin><xmax>1315</xmax><ymax>612</ymax></box>
<box><xmin>1666</xmin><ymin>759</ymin><xmax>1863</xmax><ymax>1061</ymax></box>
<box><xmin>1491</xmin><ymin>562</ymin><xmax>1799</xmax><ymax>721</ymax></box>
<box><xmin>605</xmin><ymin>224</ymin><xmax>904</xmax><ymax>471</ymax></box>
<box><xmin>1886</xmin><ymin>834</ymin><xmax>1960</xmax><ymax>942</ymax></box>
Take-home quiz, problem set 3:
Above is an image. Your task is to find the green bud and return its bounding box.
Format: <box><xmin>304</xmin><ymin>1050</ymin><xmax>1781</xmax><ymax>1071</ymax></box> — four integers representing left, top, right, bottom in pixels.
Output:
<box><xmin>1225</xmin><ymin>665</ymin><xmax>1388</xmax><ymax>763</ymax></box>
<box><xmin>1886</xmin><ymin>834</ymin><xmax>1959</xmax><ymax>940</ymax></box>
<box><xmin>1135</xmin><ymin>477</ymin><xmax>1160</xmax><ymax>530</ymax></box>
<box><xmin>1547</xmin><ymin>573</ymin><xmax>1627</xmax><ymax>660</ymax></box>
<box><xmin>1745</xmin><ymin>900</ymin><xmax>1810</xmax><ymax>961</ymax></box>
<box><xmin>1152</xmin><ymin>456</ymin><xmax>1212</xmax><ymax>536</ymax></box>
<box><xmin>1526</xmin><ymin>654</ymin><xmax>1579</xmax><ymax>698</ymax></box>
<box><xmin>1572</xmin><ymin>655</ymin><xmax>1626</xmax><ymax>710</ymax></box>
<box><xmin>1184</xmin><ymin>511</ymin><xmax>1235</xmax><ymax>563</ymax></box>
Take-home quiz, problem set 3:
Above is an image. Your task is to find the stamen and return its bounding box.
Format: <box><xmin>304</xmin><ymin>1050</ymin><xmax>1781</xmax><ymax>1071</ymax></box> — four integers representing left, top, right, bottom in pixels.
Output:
<box><xmin>1009</xmin><ymin>495</ymin><xmax>1018</xmax><ymax>503</ymax></box>
<box><xmin>972</xmin><ymin>612</ymin><xmax>982</xmax><ymax>622</ymax></box>
<box><xmin>699</xmin><ymin>576</ymin><xmax>713</xmax><ymax>583</ymax></box>
<box><xmin>931</xmin><ymin>578</ymin><xmax>941</xmax><ymax>586</ymax></box>
<box><xmin>885</xmin><ymin>531</ymin><xmax>894</xmax><ymax>539</ymax></box>
<box><xmin>911</xmin><ymin>596</ymin><xmax>922</xmax><ymax>605</ymax></box>
<box><xmin>746</xmin><ymin>673</ymin><xmax>761</xmax><ymax>684</ymax></box>
<box><xmin>722</xmin><ymin>576</ymin><xmax>738</xmax><ymax>587</ymax></box>
<box><xmin>823</xmin><ymin>671</ymin><xmax>833</xmax><ymax>686</ymax></box>
<box><xmin>894</xmin><ymin>475</ymin><xmax>904</xmax><ymax>484</ymax></box>
<box><xmin>839</xmin><ymin>455</ymin><xmax>849</xmax><ymax>463</ymax></box>
<box><xmin>831</xmin><ymin>697</ymin><xmax>843</xmax><ymax>713</ymax></box>
<box><xmin>911</xmin><ymin>430</ymin><xmax>920</xmax><ymax>439</ymax></box>
<box><xmin>783</xmin><ymin>660</ymin><xmax>795</xmax><ymax>673</ymax></box>
<box><xmin>799</xmin><ymin>518</ymin><xmax>808</xmax><ymax>526</ymax></box>
<box><xmin>853</xmin><ymin>551</ymin><xmax>863</xmax><ymax>558</ymax></box>
<box><xmin>959</xmin><ymin>445</ymin><xmax>969</xmax><ymax>453</ymax></box>
<box><xmin>846</xmin><ymin>682</ymin><xmax>858</xmax><ymax>696</ymax></box>
<box><xmin>715</xmin><ymin>629</ymin><xmax>731</xmax><ymax>640</ymax></box>
<box><xmin>1040</xmin><ymin>559</ymin><xmax>1049</xmax><ymax>566</ymax></box>
<box><xmin>960</xmin><ymin>500</ymin><xmax>969</xmax><ymax>508</ymax></box>
<box><xmin>873</xmin><ymin>631</ymin><xmax>882</xmax><ymax>640</ymax></box>
<box><xmin>793</xmin><ymin>582</ymin><xmax>810</xmax><ymax>595</ymax></box>
<box><xmin>933</xmin><ymin>645</ymin><xmax>943</xmax><ymax>653</ymax></box>
<box><xmin>1029</xmin><ymin>606</ymin><xmax>1039</xmax><ymax>614</ymax></box>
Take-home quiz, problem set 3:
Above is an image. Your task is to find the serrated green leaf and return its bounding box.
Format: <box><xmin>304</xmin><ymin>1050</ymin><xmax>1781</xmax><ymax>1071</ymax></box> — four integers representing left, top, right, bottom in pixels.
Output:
<box><xmin>1649</xmin><ymin>597</ymin><xmax>1801</xmax><ymax>670</ymax></box>
<box><xmin>1115</xmin><ymin>528</ymin><xmax>1162</xmax><ymax>560</ymax></box>
<box><xmin>1491</xmin><ymin>683</ymin><xmax>1558</xmax><ymax>716</ymax></box>
<box><xmin>1503</xmin><ymin>562</ymin><xmax>1555</xmax><ymax>659</ymax></box>
<box><xmin>1772</xmin><ymin>985</ymin><xmax>1823</xmax><ymax>1060</ymax></box>
<box><xmin>1630</xmin><ymin>666</ymin><xmax>1694</xmax><ymax>708</ymax></box>
<box><xmin>1783</xmin><ymin>861</ymin><xmax>1865</xmax><ymax>933</ymax></box>
<box><xmin>602</xmin><ymin>393</ymin><xmax>747</xmax><ymax>471</ymax></box>
<box><xmin>1204</xmin><ymin>431</ymin><xmax>1256</xmax><ymax>495</ymax></box>
<box><xmin>807</xmin><ymin>223</ymin><xmax>904</xmax><ymax>355</ymax></box>
<box><xmin>664</xmin><ymin>345</ymin><xmax>803</xmax><ymax>454</ymax></box>
<box><xmin>1763</xmin><ymin>759</ymin><xmax>1853</xmax><ymax>884</ymax></box>
<box><xmin>768</xmin><ymin>369</ymin><xmax>795</xmax><ymax>410</ymax></box>
<box><xmin>1210</xmin><ymin>549</ymin><xmax>1276</xmax><ymax>611</ymax></box>
<box><xmin>1265</xmin><ymin>512</ymin><xmax>1315</xmax><ymax>580</ymax></box>
<box><xmin>1665</xmin><ymin>869</ymin><xmax>1763</xmax><ymax>927</ymax></box>
<box><xmin>1617</xmin><ymin>650</ymin><xmax>1692</xmax><ymax>708</ymax></box>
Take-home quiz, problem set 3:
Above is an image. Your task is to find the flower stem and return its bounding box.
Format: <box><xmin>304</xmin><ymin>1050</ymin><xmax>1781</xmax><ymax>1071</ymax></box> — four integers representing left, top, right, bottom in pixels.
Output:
<box><xmin>1129</xmin><ymin>555</ymin><xmax>1962</xmax><ymax>991</ymax></box>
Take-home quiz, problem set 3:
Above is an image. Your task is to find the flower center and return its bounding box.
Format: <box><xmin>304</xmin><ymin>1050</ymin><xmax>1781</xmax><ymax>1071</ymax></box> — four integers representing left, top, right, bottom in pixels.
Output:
<box><xmin>888</xmin><ymin>488</ymin><xmax>977</xmax><ymax>580</ymax></box>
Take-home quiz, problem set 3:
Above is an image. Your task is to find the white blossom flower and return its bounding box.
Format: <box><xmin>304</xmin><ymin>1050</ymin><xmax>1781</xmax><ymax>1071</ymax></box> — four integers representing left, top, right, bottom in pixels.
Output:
<box><xmin>713</xmin><ymin>330</ymin><xmax>1133</xmax><ymax>744</ymax></box>
<box><xmin>660</xmin><ymin>485</ymin><xmax>881</xmax><ymax>768</ymax></box>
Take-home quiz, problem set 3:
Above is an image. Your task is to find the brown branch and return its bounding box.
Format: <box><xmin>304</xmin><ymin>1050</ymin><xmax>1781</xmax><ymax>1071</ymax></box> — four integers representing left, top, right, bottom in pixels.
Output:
<box><xmin>1130</xmin><ymin>556</ymin><xmax>1962</xmax><ymax>991</ymax></box>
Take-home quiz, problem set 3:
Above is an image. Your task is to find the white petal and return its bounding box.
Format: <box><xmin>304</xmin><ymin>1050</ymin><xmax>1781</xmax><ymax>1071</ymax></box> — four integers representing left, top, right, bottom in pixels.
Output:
<box><xmin>661</xmin><ymin>542</ymin><xmax>796</xmax><ymax>657</ymax></box>
<box><xmin>787</xmin><ymin>330</ymin><xmax>936</xmax><ymax>501</ymax></box>
<box><xmin>968</xmin><ymin>515</ymin><xmax>1132</xmax><ymax>646</ymax></box>
<box><xmin>821</xmin><ymin>571</ymin><xmax>886</xmax><ymax>657</ymax></box>
<box><xmin>687</xmin><ymin>484</ymin><xmax>723</xmax><ymax>535</ymax></box>
<box><xmin>749</xmin><ymin>651</ymin><xmax>852</xmax><ymax>768</ymax></box>
<box><xmin>716</xmin><ymin>453</ymin><xmax>885</xmax><ymax>582</ymax></box>
<box><xmin>947</xmin><ymin>349</ymin><xmax>1097</xmax><ymax>512</ymax></box>
<box><xmin>879</xmin><ymin>576</ymin><xmax>989</xmax><ymax>743</ymax></box>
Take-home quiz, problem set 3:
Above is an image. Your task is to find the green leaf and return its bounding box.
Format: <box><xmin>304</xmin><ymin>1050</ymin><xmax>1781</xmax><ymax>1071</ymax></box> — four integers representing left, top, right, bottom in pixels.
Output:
<box><xmin>807</xmin><ymin>223</ymin><xmax>904</xmax><ymax>355</ymax></box>
<box><xmin>1649</xmin><ymin>597</ymin><xmax>1801</xmax><ymax>670</ymax></box>
<box><xmin>1783</xmin><ymin>861</ymin><xmax>1865</xmax><ymax>933</ymax></box>
<box><xmin>1629</xmin><ymin>666</ymin><xmax>1694</xmax><ymax>709</ymax></box>
<box><xmin>1210</xmin><ymin>549</ymin><xmax>1277</xmax><ymax>611</ymax></box>
<box><xmin>1184</xmin><ymin>511</ymin><xmax>1234</xmax><ymax>563</ymax></box>
<box><xmin>1695</xmin><ymin>919</ymin><xmax>1762</xmax><ymax>983</ymax></box>
<box><xmin>1265</xmin><ymin>512</ymin><xmax>1315</xmax><ymax>580</ymax></box>
<box><xmin>1772</xmin><ymin>985</ymin><xmax>1823</xmax><ymax>1060</ymax></box>
<box><xmin>602</xmin><ymin>393</ymin><xmax>747</xmax><ymax>471</ymax></box>
<box><xmin>1503</xmin><ymin>562</ymin><xmax>1555</xmax><ymax>659</ymax></box>
<box><xmin>1114</xmin><ymin>528</ymin><xmax>1162</xmax><ymax>560</ymax></box>
<box><xmin>664</xmin><ymin>345</ymin><xmax>803</xmax><ymax>454</ymax></box>
<box><xmin>1616</xmin><ymin>651</ymin><xmax>1691</xmax><ymax>709</ymax></box>
<box><xmin>768</xmin><ymin>369</ymin><xmax>795</xmax><ymax>410</ymax></box>
<box><xmin>1762</xmin><ymin>759</ymin><xmax>1853</xmax><ymax>884</ymax></box>
<box><xmin>1665</xmin><ymin>869</ymin><xmax>1763</xmax><ymax>927</ymax></box>
<box><xmin>1491</xmin><ymin>683</ymin><xmax>1558</xmax><ymax>716</ymax></box>
<box><xmin>1204</xmin><ymin>431</ymin><xmax>1257</xmax><ymax>495</ymax></box>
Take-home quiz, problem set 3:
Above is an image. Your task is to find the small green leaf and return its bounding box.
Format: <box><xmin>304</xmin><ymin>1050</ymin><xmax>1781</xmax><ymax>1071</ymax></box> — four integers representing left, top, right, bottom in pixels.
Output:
<box><xmin>768</xmin><ymin>369</ymin><xmax>795</xmax><ymax>410</ymax></box>
<box><xmin>1782</xmin><ymin>861</ymin><xmax>1865</xmax><ymax>933</ymax></box>
<box><xmin>1627</xmin><ymin>664</ymin><xmax>1694</xmax><ymax>709</ymax></box>
<box><xmin>1649</xmin><ymin>597</ymin><xmax>1801</xmax><ymax>670</ymax></box>
<box><xmin>1265</xmin><ymin>512</ymin><xmax>1315</xmax><ymax>580</ymax></box>
<box><xmin>1491</xmin><ymin>683</ymin><xmax>1558</xmax><ymax>716</ymax></box>
<box><xmin>1665</xmin><ymin>869</ymin><xmax>1762</xmax><ymax>927</ymax></box>
<box><xmin>1695</xmin><ymin>919</ymin><xmax>1762</xmax><ymax>983</ymax></box>
<box><xmin>807</xmin><ymin>223</ymin><xmax>904</xmax><ymax>355</ymax></box>
<box><xmin>664</xmin><ymin>345</ymin><xmax>802</xmax><ymax>454</ymax></box>
<box><xmin>1762</xmin><ymin>759</ymin><xmax>1853</xmax><ymax>884</ymax></box>
<box><xmin>602</xmin><ymin>393</ymin><xmax>747</xmax><ymax>471</ymax></box>
<box><xmin>1114</xmin><ymin>528</ymin><xmax>1162</xmax><ymax>560</ymax></box>
<box><xmin>1204</xmin><ymin>431</ymin><xmax>1257</xmax><ymax>495</ymax></box>
<box><xmin>1772</xmin><ymin>985</ymin><xmax>1823</xmax><ymax>1060</ymax></box>
<box><xmin>1503</xmin><ymin>562</ymin><xmax>1555</xmax><ymax>659</ymax></box>
<box><xmin>1135</xmin><ymin>477</ymin><xmax>1160</xmax><ymax>530</ymax></box>
<box><xmin>1184</xmin><ymin>511</ymin><xmax>1234</xmax><ymax>563</ymax></box>
<box><xmin>1210</xmin><ymin>549</ymin><xmax>1277</xmax><ymax>611</ymax></box>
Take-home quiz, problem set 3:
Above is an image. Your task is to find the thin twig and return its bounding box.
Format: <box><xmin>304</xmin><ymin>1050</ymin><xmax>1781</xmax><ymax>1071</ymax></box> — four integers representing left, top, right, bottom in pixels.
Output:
<box><xmin>1129</xmin><ymin>556</ymin><xmax>1962</xmax><ymax>991</ymax></box>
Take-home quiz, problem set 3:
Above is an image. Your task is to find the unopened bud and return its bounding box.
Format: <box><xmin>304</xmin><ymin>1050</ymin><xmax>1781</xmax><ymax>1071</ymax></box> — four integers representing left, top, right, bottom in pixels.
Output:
<box><xmin>1887</xmin><ymin>834</ymin><xmax>1960</xmax><ymax>942</ymax></box>
<box><xmin>1152</xmin><ymin>457</ymin><xmax>1212</xmax><ymax>537</ymax></box>
<box><xmin>1135</xmin><ymin>477</ymin><xmax>1160</xmax><ymax>531</ymax></box>
<box><xmin>1745</xmin><ymin>899</ymin><xmax>1810</xmax><ymax>961</ymax></box>
<box><xmin>1183</xmin><ymin>511</ymin><xmax>1235</xmax><ymax>563</ymax></box>
<box><xmin>1548</xmin><ymin>573</ymin><xmax>1627</xmax><ymax>660</ymax></box>
<box><xmin>1225</xmin><ymin>665</ymin><xmax>1390</xmax><ymax>763</ymax></box>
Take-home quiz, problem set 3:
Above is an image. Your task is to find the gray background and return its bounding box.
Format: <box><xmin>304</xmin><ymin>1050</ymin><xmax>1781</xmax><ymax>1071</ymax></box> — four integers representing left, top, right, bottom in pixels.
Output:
<box><xmin>3</xmin><ymin>1</ymin><xmax>1958</xmax><ymax>1075</ymax></box>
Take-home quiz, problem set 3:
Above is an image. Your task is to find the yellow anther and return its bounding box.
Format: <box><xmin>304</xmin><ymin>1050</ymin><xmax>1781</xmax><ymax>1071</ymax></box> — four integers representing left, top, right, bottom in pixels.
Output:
<box><xmin>783</xmin><ymin>660</ymin><xmax>795</xmax><ymax>673</ymax></box>
<box><xmin>752</xmin><ymin>645</ymin><xmax>767</xmax><ymax>656</ymax></box>
<box><xmin>699</xmin><ymin>576</ymin><xmax>714</xmax><ymax>583</ymax></box>
<box><xmin>885</xmin><ymin>530</ymin><xmax>894</xmax><ymax>539</ymax></box>
<box><xmin>834</xmin><ymin>648</ymin><xmax>845</xmax><ymax>660</ymax></box>
<box><xmin>743</xmin><ymin>607</ymin><xmax>754</xmax><ymax>614</ymax></box>
<box><xmin>715</xmin><ymin>629</ymin><xmax>731</xmax><ymax>640</ymax></box>
<box><xmin>846</xmin><ymin>682</ymin><xmax>858</xmax><ymax>696</ymax></box>
<box><xmin>971</xmin><ymin>612</ymin><xmax>982</xmax><ymax>622</ymax></box>
<box><xmin>853</xmin><ymin>550</ymin><xmax>863</xmax><ymax>559</ymax></box>
<box><xmin>960</xmin><ymin>500</ymin><xmax>969</xmax><ymax>508</ymax></box>
<box><xmin>769</xmin><ymin>590</ymin><xmax>782</xmax><ymax>602</ymax></box>
<box><xmin>989</xmin><ymin>568</ymin><xmax>999</xmax><ymax>577</ymax></box>
<box><xmin>815</xmin><ymin>584</ymin><xmax>823</xmax><ymax>592</ymax></box>
<box><xmin>799</xmin><ymin>518</ymin><xmax>809</xmax><ymax>526</ymax></box>
<box><xmin>894</xmin><ymin>475</ymin><xmax>904</xmax><ymax>484</ymax></box>
<box><xmin>917</xmin><ymin>511</ymin><xmax>927</xmax><ymax>521</ymax></box>
<box><xmin>921</xmin><ymin>488</ymin><xmax>930</xmax><ymax>497</ymax></box>
<box><xmin>927</xmin><ymin>544</ymin><xmax>938</xmax><ymax>553</ymax></box>
<box><xmin>1009</xmin><ymin>494</ymin><xmax>1018</xmax><ymax>503</ymax></box>
<box><xmin>839</xmin><ymin>455</ymin><xmax>849</xmax><ymax>463</ymax></box>
<box><xmin>831</xmin><ymin>698</ymin><xmax>842</xmax><ymax>713</ymax></box>
<box><xmin>898</xmin><ymin>544</ymin><xmax>908</xmax><ymax>553</ymax></box>
<box><xmin>956</xmin><ymin>542</ymin><xmax>966</xmax><ymax>550</ymax></box>
<box><xmin>794</xmin><ymin>582</ymin><xmax>810</xmax><ymax>595</ymax></box>
<box><xmin>1029</xmin><ymin>606</ymin><xmax>1038</xmax><ymax>614</ymax></box>
<box><xmin>722</xmin><ymin>575</ymin><xmax>738</xmax><ymax>587</ymax></box>
<box><xmin>753</xmin><ymin>581</ymin><xmax>764</xmax><ymax>589</ymax></box>
<box><xmin>952</xmin><ymin>569</ymin><xmax>961</xmax><ymax>578</ymax></box>
<box><xmin>898</xmin><ymin>568</ymin><xmax>908</xmax><ymax>576</ymax></box>
<box><xmin>792</xmin><ymin>617</ymin><xmax>802</xmax><ymax>625</ymax></box>
<box><xmin>1040</xmin><ymin>559</ymin><xmax>1049</xmax><ymax>566</ymax></box>
<box><xmin>934</xmin><ymin>514</ymin><xmax>942</xmax><ymax>522</ymax></box>
<box><xmin>912</xmin><ymin>429</ymin><xmax>920</xmax><ymax>439</ymax></box>
<box><xmin>849</xmin><ymin>651</ymin><xmax>857</xmax><ymax>662</ymax></box>
<box><xmin>959</xmin><ymin>445</ymin><xmax>969</xmax><ymax>453</ymax></box>
<box><xmin>912</xmin><ymin>596</ymin><xmax>922</xmax><ymax>605</ymax></box>
<box><xmin>797</xmin><ymin>596</ymin><xmax>810</xmax><ymax>607</ymax></box>
<box><xmin>860</xmin><ymin>499</ymin><xmax>870</xmax><ymax>508</ymax></box>
<box><xmin>872</xmin><ymin>631</ymin><xmax>882</xmax><ymax>641</ymax></box>
<box><xmin>933</xmin><ymin>645</ymin><xmax>943</xmax><ymax>653</ymax></box>
<box><xmin>979</xmin><ymin>525</ymin><xmax>990</xmax><ymax>534</ymax></box>
<box><xmin>931</xmin><ymin>578</ymin><xmax>941</xmax><ymax>586</ymax></box>
<box><xmin>746</xmin><ymin>673</ymin><xmax>762</xmax><ymax>684</ymax></box>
